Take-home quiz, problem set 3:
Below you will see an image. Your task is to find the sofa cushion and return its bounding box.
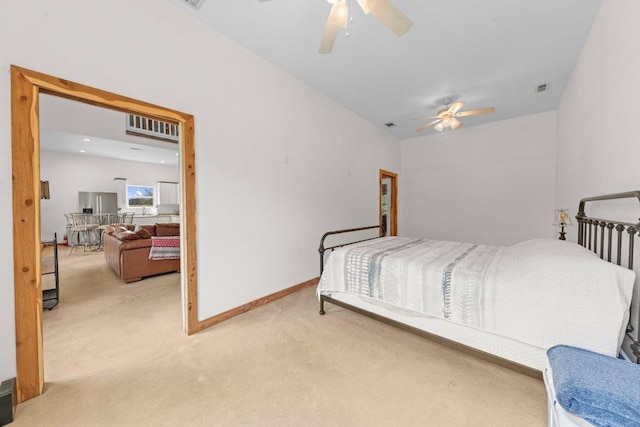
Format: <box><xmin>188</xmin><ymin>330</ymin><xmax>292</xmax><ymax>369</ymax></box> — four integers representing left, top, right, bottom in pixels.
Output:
<box><xmin>119</xmin><ymin>238</ymin><xmax>153</xmax><ymax>250</ymax></box>
<box><xmin>140</xmin><ymin>224</ymin><xmax>156</xmax><ymax>236</ymax></box>
<box><xmin>155</xmin><ymin>223</ymin><xmax>180</xmax><ymax>237</ymax></box>
<box><xmin>113</xmin><ymin>231</ymin><xmax>141</xmax><ymax>241</ymax></box>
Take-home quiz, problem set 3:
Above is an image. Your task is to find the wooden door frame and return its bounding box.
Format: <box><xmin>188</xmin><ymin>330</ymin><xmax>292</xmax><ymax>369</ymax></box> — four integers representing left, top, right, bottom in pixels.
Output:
<box><xmin>11</xmin><ymin>65</ymin><xmax>199</xmax><ymax>403</ymax></box>
<box><xmin>379</xmin><ymin>170</ymin><xmax>398</xmax><ymax>236</ymax></box>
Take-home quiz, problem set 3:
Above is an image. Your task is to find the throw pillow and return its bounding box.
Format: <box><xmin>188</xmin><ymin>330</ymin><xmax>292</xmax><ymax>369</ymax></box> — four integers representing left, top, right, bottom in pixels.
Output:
<box><xmin>134</xmin><ymin>226</ymin><xmax>152</xmax><ymax>239</ymax></box>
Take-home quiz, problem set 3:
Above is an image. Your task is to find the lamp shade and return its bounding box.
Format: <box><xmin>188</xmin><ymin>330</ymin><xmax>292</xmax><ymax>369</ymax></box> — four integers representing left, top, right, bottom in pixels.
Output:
<box><xmin>553</xmin><ymin>208</ymin><xmax>572</xmax><ymax>226</ymax></box>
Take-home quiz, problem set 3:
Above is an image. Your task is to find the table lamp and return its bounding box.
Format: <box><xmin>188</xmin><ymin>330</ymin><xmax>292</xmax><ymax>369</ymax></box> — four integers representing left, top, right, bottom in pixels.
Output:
<box><xmin>553</xmin><ymin>208</ymin><xmax>572</xmax><ymax>240</ymax></box>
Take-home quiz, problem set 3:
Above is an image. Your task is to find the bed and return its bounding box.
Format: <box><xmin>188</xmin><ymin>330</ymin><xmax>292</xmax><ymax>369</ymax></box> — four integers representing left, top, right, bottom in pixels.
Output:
<box><xmin>316</xmin><ymin>191</ymin><xmax>640</xmax><ymax>377</ymax></box>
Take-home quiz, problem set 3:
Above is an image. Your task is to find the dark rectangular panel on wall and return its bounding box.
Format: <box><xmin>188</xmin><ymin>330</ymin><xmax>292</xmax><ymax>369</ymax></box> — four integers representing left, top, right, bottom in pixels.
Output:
<box><xmin>0</xmin><ymin>378</ymin><xmax>16</xmax><ymax>426</ymax></box>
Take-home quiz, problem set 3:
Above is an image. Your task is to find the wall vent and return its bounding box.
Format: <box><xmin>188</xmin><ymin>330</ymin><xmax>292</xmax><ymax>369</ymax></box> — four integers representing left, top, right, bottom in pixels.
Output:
<box><xmin>536</xmin><ymin>83</ymin><xmax>548</xmax><ymax>93</ymax></box>
<box><xmin>126</xmin><ymin>114</ymin><xmax>179</xmax><ymax>143</ymax></box>
<box><xmin>181</xmin><ymin>0</ymin><xmax>206</xmax><ymax>10</ymax></box>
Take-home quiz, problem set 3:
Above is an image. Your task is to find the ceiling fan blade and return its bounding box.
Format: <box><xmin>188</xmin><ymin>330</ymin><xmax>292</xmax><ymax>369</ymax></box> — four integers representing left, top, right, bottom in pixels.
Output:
<box><xmin>416</xmin><ymin>119</ymin><xmax>441</xmax><ymax>132</ymax></box>
<box><xmin>410</xmin><ymin>115</ymin><xmax>440</xmax><ymax>121</ymax></box>
<box><xmin>319</xmin><ymin>1</ymin><xmax>348</xmax><ymax>54</ymax></box>
<box><xmin>436</xmin><ymin>108</ymin><xmax>449</xmax><ymax>118</ymax></box>
<box><xmin>360</xmin><ymin>0</ymin><xmax>413</xmax><ymax>37</ymax></box>
<box><xmin>455</xmin><ymin>107</ymin><xmax>496</xmax><ymax>117</ymax></box>
<box><xmin>319</xmin><ymin>23</ymin><xmax>340</xmax><ymax>54</ymax></box>
<box><xmin>328</xmin><ymin>0</ymin><xmax>348</xmax><ymax>28</ymax></box>
<box><xmin>447</xmin><ymin>102</ymin><xmax>465</xmax><ymax>115</ymax></box>
<box><xmin>450</xmin><ymin>118</ymin><xmax>463</xmax><ymax>130</ymax></box>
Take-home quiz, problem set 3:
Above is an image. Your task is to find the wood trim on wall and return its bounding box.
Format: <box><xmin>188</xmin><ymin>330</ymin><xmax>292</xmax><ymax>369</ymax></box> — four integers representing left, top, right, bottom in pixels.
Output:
<box><xmin>379</xmin><ymin>169</ymin><xmax>398</xmax><ymax>236</ymax></box>
<box><xmin>193</xmin><ymin>277</ymin><xmax>320</xmax><ymax>333</ymax></box>
<box><xmin>11</xmin><ymin>65</ymin><xmax>44</xmax><ymax>402</ymax></box>
<box><xmin>10</xmin><ymin>65</ymin><xmax>199</xmax><ymax>403</ymax></box>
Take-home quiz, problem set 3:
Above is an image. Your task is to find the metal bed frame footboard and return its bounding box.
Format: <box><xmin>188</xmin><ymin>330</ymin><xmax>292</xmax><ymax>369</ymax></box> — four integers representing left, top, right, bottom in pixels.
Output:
<box><xmin>318</xmin><ymin>225</ymin><xmax>384</xmax><ymax>316</ymax></box>
<box><xmin>576</xmin><ymin>190</ymin><xmax>640</xmax><ymax>363</ymax></box>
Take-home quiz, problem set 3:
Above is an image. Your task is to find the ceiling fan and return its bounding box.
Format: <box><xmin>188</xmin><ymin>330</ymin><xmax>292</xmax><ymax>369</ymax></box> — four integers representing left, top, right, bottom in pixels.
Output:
<box><xmin>319</xmin><ymin>0</ymin><xmax>413</xmax><ymax>54</ymax></box>
<box><xmin>259</xmin><ymin>0</ymin><xmax>412</xmax><ymax>54</ymax></box>
<box><xmin>414</xmin><ymin>102</ymin><xmax>496</xmax><ymax>133</ymax></box>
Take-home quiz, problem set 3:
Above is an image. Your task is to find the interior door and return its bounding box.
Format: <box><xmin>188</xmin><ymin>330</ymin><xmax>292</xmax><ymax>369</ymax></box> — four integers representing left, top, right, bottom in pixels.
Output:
<box><xmin>379</xmin><ymin>170</ymin><xmax>398</xmax><ymax>236</ymax></box>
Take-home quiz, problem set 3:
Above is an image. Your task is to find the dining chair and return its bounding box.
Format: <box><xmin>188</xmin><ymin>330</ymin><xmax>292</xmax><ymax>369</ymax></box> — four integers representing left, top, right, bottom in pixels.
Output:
<box><xmin>95</xmin><ymin>213</ymin><xmax>122</xmax><ymax>251</ymax></box>
<box><xmin>64</xmin><ymin>213</ymin><xmax>79</xmax><ymax>252</ymax></box>
<box><xmin>69</xmin><ymin>213</ymin><xmax>100</xmax><ymax>253</ymax></box>
<box><xmin>121</xmin><ymin>212</ymin><xmax>135</xmax><ymax>224</ymax></box>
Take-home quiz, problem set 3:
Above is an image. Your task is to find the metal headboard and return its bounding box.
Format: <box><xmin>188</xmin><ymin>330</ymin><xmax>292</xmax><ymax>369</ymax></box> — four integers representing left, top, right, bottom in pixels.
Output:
<box><xmin>576</xmin><ymin>190</ymin><xmax>640</xmax><ymax>363</ymax></box>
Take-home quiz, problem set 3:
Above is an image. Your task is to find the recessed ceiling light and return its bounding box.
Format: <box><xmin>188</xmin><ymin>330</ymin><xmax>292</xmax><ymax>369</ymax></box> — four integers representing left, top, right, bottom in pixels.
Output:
<box><xmin>175</xmin><ymin>152</ymin><xmax>179</xmax><ymax>156</ymax></box>
<box><xmin>160</xmin><ymin>160</ymin><xmax>166</xmax><ymax>164</ymax></box>
<box><xmin>79</xmin><ymin>150</ymin><xmax>86</xmax><ymax>153</ymax></box>
<box><xmin>82</xmin><ymin>138</ymin><xmax>91</xmax><ymax>142</ymax></box>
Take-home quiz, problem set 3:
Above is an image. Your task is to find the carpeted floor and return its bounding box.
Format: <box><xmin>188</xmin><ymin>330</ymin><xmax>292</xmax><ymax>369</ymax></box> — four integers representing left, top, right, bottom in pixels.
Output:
<box><xmin>14</xmin><ymin>247</ymin><xmax>547</xmax><ymax>426</ymax></box>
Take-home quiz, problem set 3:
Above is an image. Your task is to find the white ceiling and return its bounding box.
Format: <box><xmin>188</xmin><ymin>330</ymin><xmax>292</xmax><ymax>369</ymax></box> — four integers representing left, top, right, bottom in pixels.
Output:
<box><xmin>40</xmin><ymin>129</ymin><xmax>180</xmax><ymax>167</ymax></box>
<box><xmin>164</xmin><ymin>0</ymin><xmax>603</xmax><ymax>139</ymax></box>
<box><xmin>39</xmin><ymin>94</ymin><xmax>180</xmax><ymax>167</ymax></box>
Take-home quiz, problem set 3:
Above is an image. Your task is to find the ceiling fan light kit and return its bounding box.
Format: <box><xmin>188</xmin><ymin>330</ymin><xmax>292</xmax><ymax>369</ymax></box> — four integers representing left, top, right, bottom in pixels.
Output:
<box><xmin>415</xmin><ymin>101</ymin><xmax>496</xmax><ymax>133</ymax></box>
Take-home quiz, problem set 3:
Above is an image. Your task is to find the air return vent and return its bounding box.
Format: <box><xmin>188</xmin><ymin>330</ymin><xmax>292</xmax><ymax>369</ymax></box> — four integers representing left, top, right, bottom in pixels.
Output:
<box><xmin>536</xmin><ymin>83</ymin><xmax>548</xmax><ymax>93</ymax></box>
<box><xmin>181</xmin><ymin>0</ymin><xmax>206</xmax><ymax>10</ymax></box>
<box><xmin>126</xmin><ymin>114</ymin><xmax>179</xmax><ymax>143</ymax></box>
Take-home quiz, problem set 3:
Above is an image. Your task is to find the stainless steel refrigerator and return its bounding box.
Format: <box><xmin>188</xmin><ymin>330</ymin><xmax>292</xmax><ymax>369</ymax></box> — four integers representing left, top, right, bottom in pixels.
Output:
<box><xmin>78</xmin><ymin>192</ymin><xmax>118</xmax><ymax>214</ymax></box>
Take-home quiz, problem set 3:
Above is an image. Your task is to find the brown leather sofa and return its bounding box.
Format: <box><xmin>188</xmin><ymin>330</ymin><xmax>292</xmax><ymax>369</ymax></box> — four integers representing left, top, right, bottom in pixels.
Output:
<box><xmin>103</xmin><ymin>223</ymin><xmax>180</xmax><ymax>283</ymax></box>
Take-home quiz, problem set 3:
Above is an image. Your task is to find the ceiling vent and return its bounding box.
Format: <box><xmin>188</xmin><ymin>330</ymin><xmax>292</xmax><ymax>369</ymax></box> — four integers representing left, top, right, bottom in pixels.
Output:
<box><xmin>181</xmin><ymin>0</ymin><xmax>206</xmax><ymax>10</ymax></box>
<box><xmin>536</xmin><ymin>83</ymin><xmax>548</xmax><ymax>93</ymax></box>
<box><xmin>385</xmin><ymin>122</ymin><xmax>397</xmax><ymax>127</ymax></box>
<box><xmin>126</xmin><ymin>114</ymin><xmax>179</xmax><ymax>143</ymax></box>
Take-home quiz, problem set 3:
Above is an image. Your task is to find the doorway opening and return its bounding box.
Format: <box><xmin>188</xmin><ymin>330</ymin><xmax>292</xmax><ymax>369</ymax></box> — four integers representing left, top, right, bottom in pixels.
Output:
<box><xmin>380</xmin><ymin>170</ymin><xmax>398</xmax><ymax>236</ymax></box>
<box><xmin>11</xmin><ymin>66</ymin><xmax>199</xmax><ymax>403</ymax></box>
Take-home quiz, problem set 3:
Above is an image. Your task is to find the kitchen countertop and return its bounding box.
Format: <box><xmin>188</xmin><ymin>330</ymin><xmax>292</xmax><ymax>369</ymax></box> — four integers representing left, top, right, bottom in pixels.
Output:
<box><xmin>133</xmin><ymin>213</ymin><xmax>181</xmax><ymax>225</ymax></box>
<box><xmin>134</xmin><ymin>213</ymin><xmax>179</xmax><ymax>217</ymax></box>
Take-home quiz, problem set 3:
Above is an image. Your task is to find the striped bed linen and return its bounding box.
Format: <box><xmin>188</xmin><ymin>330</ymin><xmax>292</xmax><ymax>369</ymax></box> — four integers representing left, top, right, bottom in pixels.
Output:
<box><xmin>318</xmin><ymin>237</ymin><xmax>635</xmax><ymax>358</ymax></box>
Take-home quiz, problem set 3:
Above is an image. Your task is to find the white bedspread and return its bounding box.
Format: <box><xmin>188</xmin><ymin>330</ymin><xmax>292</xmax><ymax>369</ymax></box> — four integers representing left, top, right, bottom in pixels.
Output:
<box><xmin>318</xmin><ymin>238</ymin><xmax>636</xmax><ymax>357</ymax></box>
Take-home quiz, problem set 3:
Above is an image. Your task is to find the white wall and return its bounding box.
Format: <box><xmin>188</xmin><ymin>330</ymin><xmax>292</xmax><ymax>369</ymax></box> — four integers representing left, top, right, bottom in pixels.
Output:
<box><xmin>40</xmin><ymin>151</ymin><xmax>180</xmax><ymax>239</ymax></box>
<box><xmin>556</xmin><ymin>0</ymin><xmax>640</xmax><ymax>241</ymax></box>
<box><xmin>400</xmin><ymin>111</ymin><xmax>557</xmax><ymax>246</ymax></box>
<box><xmin>0</xmin><ymin>0</ymin><xmax>400</xmax><ymax>382</ymax></box>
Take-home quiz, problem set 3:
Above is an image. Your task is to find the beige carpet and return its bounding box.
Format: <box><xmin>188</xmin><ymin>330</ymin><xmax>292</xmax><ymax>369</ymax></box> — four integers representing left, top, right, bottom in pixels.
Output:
<box><xmin>14</xmin><ymin>248</ymin><xmax>547</xmax><ymax>426</ymax></box>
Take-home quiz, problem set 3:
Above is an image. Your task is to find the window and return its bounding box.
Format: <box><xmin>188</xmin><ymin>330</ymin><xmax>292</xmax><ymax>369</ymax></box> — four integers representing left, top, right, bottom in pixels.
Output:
<box><xmin>127</xmin><ymin>185</ymin><xmax>155</xmax><ymax>207</ymax></box>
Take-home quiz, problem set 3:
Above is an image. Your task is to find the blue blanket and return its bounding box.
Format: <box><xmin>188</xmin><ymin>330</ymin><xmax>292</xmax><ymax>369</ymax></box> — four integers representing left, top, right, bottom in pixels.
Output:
<box><xmin>547</xmin><ymin>345</ymin><xmax>640</xmax><ymax>427</ymax></box>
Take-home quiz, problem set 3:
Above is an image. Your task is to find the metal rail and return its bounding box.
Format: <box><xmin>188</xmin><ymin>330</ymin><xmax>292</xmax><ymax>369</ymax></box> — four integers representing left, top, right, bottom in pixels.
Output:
<box><xmin>576</xmin><ymin>190</ymin><xmax>640</xmax><ymax>362</ymax></box>
<box><xmin>318</xmin><ymin>225</ymin><xmax>385</xmax><ymax>275</ymax></box>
